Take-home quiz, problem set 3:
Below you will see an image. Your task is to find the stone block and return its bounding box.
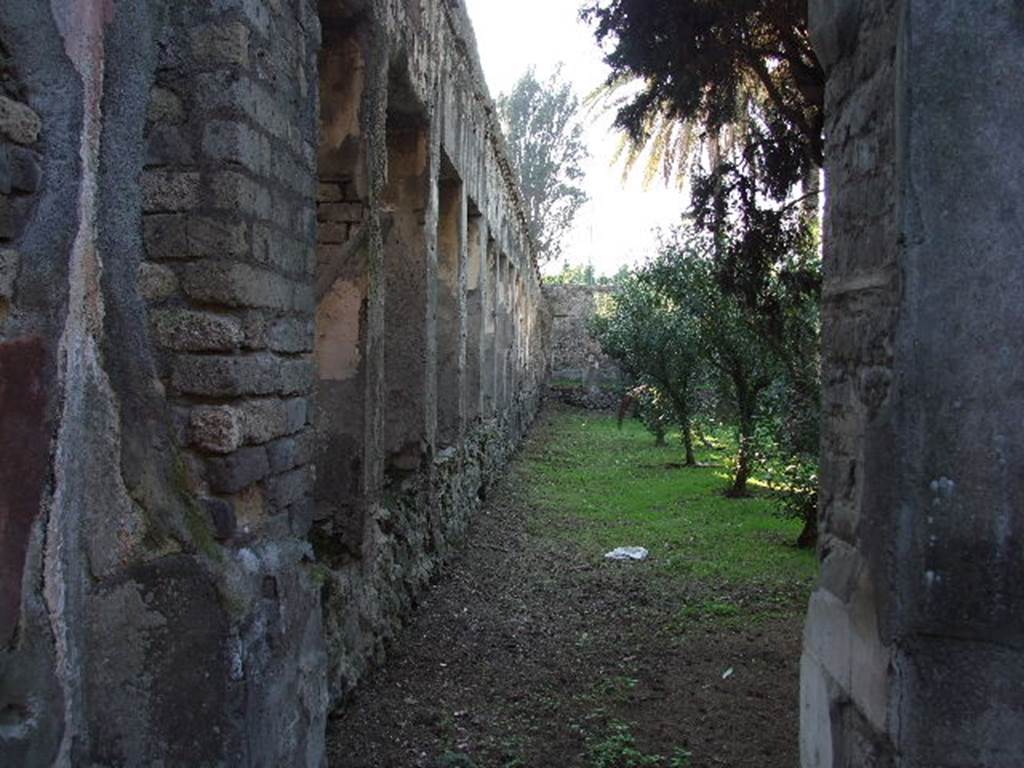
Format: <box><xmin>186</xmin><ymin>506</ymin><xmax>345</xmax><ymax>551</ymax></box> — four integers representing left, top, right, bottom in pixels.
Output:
<box><xmin>232</xmin><ymin>484</ymin><xmax>266</xmax><ymax>531</ymax></box>
<box><xmin>203</xmin><ymin>121</ymin><xmax>270</xmax><ymax>176</ymax></box>
<box><xmin>142</xmin><ymin>170</ymin><xmax>200</xmax><ymax>212</ymax></box>
<box><xmin>266</xmin><ymin>429</ymin><xmax>314</xmax><ymax>473</ymax></box>
<box><xmin>151</xmin><ymin>309</ymin><xmax>243</xmax><ymax>352</ymax></box>
<box><xmin>0</xmin><ymin>96</ymin><xmax>41</xmax><ymax>146</ymax></box>
<box><xmin>172</xmin><ymin>353</ymin><xmax>276</xmax><ymax>397</ymax></box>
<box><xmin>190</xmin><ymin>405</ymin><xmax>243</xmax><ymax>454</ymax></box>
<box><xmin>145</xmin><ymin>125</ymin><xmax>194</xmax><ymax>167</ymax></box>
<box><xmin>317</xmin><ymin>183</ymin><xmax>343</xmax><ymax>202</ymax></box>
<box><xmin>143</xmin><ymin>214</ymin><xmax>187</xmax><ymax>260</ymax></box>
<box><xmin>136</xmin><ymin>262</ymin><xmax>179</xmax><ymax>302</ymax></box>
<box><xmin>267</xmin><ymin>317</ymin><xmax>313</xmax><ymax>353</ymax></box>
<box><xmin>147</xmin><ymin>86</ymin><xmax>185</xmax><ymax>125</ymax></box>
<box><xmin>8</xmin><ymin>146</ymin><xmax>40</xmax><ymax>193</ymax></box>
<box><xmin>288</xmin><ymin>496</ymin><xmax>316</xmax><ymax>538</ymax></box>
<box><xmin>206</xmin><ymin>446</ymin><xmax>270</xmax><ymax>494</ymax></box>
<box><xmin>187</xmin><ymin>216</ymin><xmax>250</xmax><ymax>259</ymax></box>
<box><xmin>317</xmin><ymin>202</ymin><xmax>363</xmax><ymax>224</ymax></box>
<box><xmin>172</xmin><ymin>353</ymin><xmax>311</xmax><ymax>397</ymax></box>
<box><xmin>285</xmin><ymin>397</ymin><xmax>308</xmax><ymax>432</ymax></box>
<box><xmin>264</xmin><ymin>465</ymin><xmax>310</xmax><ymax>509</ymax></box>
<box><xmin>201</xmin><ymin>497</ymin><xmax>236</xmax><ymax>541</ymax></box>
<box><xmin>180</xmin><ymin>262</ymin><xmax>296</xmax><ymax>310</ymax></box>
<box><xmin>191</xmin><ymin>22</ymin><xmax>251</xmax><ymax>67</ymax></box>
<box><xmin>239</xmin><ymin>397</ymin><xmax>306</xmax><ymax>444</ymax></box>
<box><xmin>241</xmin><ymin>310</ymin><xmax>268</xmax><ymax>349</ymax></box>
<box><xmin>0</xmin><ymin>249</ymin><xmax>19</xmax><ymax>297</ymax></box>
<box><xmin>209</xmin><ymin>170</ymin><xmax>272</xmax><ymax>219</ymax></box>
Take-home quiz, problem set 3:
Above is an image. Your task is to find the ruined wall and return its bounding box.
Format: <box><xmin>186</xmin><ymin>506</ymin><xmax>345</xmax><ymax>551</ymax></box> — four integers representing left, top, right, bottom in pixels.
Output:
<box><xmin>803</xmin><ymin>2</ymin><xmax>1024</xmax><ymax>765</ymax></box>
<box><xmin>0</xmin><ymin>0</ymin><xmax>547</xmax><ymax>764</ymax></box>
<box><xmin>311</xmin><ymin>0</ymin><xmax>550</xmax><ymax>707</ymax></box>
<box><xmin>544</xmin><ymin>283</ymin><xmax>621</xmax><ymax>386</ymax></box>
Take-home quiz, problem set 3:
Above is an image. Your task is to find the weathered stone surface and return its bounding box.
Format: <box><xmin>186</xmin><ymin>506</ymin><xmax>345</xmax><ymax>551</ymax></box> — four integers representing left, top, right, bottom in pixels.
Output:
<box><xmin>190</xmin><ymin>405</ymin><xmax>243</xmax><ymax>454</ymax></box>
<box><xmin>202</xmin><ymin>496</ymin><xmax>237</xmax><ymax>541</ymax></box>
<box><xmin>802</xmin><ymin>1</ymin><xmax>1024</xmax><ymax>765</ymax></box>
<box><xmin>207</xmin><ymin>446</ymin><xmax>270</xmax><ymax>493</ymax></box>
<box><xmin>268</xmin><ymin>316</ymin><xmax>314</xmax><ymax>352</ymax></box>
<box><xmin>191</xmin><ymin>21</ymin><xmax>251</xmax><ymax>67</ymax></box>
<box><xmin>173</xmin><ymin>353</ymin><xmax>313</xmax><ymax>397</ymax></box>
<box><xmin>181</xmin><ymin>261</ymin><xmax>305</xmax><ymax>310</ymax></box>
<box><xmin>147</xmin><ymin>86</ymin><xmax>184</xmax><ymax>124</ymax></box>
<box><xmin>0</xmin><ymin>248</ymin><xmax>19</xmax><ymax>297</ymax></box>
<box><xmin>0</xmin><ymin>1</ymin><xmax>547</xmax><ymax>765</ymax></box>
<box><xmin>141</xmin><ymin>170</ymin><xmax>200</xmax><ymax>212</ymax></box>
<box><xmin>239</xmin><ymin>397</ymin><xmax>308</xmax><ymax>444</ymax></box>
<box><xmin>151</xmin><ymin>308</ymin><xmax>244</xmax><ymax>352</ymax></box>
<box><xmin>136</xmin><ymin>262</ymin><xmax>179</xmax><ymax>301</ymax></box>
<box><xmin>0</xmin><ymin>95</ymin><xmax>40</xmax><ymax>145</ymax></box>
<box><xmin>0</xmin><ymin>338</ymin><xmax>48</xmax><ymax>646</ymax></box>
<box><xmin>5</xmin><ymin>145</ymin><xmax>40</xmax><ymax>193</ymax></box>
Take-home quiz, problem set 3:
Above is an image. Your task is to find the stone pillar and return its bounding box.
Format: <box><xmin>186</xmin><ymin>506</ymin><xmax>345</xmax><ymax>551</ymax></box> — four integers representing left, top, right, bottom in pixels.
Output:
<box><xmin>464</xmin><ymin>210</ymin><xmax>484</xmax><ymax>424</ymax></box>
<box><xmin>481</xmin><ymin>239</ymin><xmax>498</xmax><ymax>417</ymax></box>
<box><xmin>802</xmin><ymin>2</ymin><xmax>1024</xmax><ymax>765</ymax></box>
<box><xmin>495</xmin><ymin>251</ymin><xmax>510</xmax><ymax>413</ymax></box>
<box><xmin>383</xmin><ymin>116</ymin><xmax>437</xmax><ymax>473</ymax></box>
<box><xmin>436</xmin><ymin>169</ymin><xmax>466</xmax><ymax>447</ymax></box>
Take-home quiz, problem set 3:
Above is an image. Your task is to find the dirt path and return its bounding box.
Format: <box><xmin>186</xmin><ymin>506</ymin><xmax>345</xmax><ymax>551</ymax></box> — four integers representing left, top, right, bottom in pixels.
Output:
<box><xmin>327</xmin><ymin>409</ymin><xmax>804</xmax><ymax>768</ymax></box>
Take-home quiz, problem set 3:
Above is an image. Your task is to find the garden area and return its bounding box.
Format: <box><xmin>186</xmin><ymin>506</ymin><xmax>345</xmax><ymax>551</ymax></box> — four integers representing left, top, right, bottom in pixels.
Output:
<box><xmin>328</xmin><ymin>404</ymin><xmax>816</xmax><ymax>768</ymax></box>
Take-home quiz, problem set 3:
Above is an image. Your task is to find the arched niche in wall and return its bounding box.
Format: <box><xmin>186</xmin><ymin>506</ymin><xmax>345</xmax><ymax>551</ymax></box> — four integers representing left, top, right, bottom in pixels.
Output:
<box><xmin>313</xmin><ymin>10</ymin><xmax>371</xmax><ymax>561</ymax></box>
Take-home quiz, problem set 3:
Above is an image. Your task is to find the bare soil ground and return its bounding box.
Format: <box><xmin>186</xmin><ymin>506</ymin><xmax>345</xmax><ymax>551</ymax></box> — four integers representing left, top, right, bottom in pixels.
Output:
<box><xmin>327</xmin><ymin>407</ymin><xmax>806</xmax><ymax>768</ymax></box>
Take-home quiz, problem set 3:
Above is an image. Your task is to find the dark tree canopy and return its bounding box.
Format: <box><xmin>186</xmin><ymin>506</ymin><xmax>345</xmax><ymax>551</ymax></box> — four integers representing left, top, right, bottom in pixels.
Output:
<box><xmin>581</xmin><ymin>0</ymin><xmax>824</xmax><ymax>172</ymax></box>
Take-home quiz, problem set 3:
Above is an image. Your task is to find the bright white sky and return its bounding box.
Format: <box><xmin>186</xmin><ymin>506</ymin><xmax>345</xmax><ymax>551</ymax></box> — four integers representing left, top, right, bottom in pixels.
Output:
<box><xmin>463</xmin><ymin>0</ymin><xmax>688</xmax><ymax>277</ymax></box>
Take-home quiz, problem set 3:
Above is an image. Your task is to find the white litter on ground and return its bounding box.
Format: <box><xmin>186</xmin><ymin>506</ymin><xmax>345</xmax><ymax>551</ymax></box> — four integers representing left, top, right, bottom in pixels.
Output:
<box><xmin>603</xmin><ymin>546</ymin><xmax>649</xmax><ymax>561</ymax></box>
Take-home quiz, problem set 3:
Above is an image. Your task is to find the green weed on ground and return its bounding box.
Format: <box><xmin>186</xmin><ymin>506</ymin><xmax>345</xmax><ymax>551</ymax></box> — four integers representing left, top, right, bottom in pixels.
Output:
<box><xmin>521</xmin><ymin>408</ymin><xmax>817</xmax><ymax>588</ymax></box>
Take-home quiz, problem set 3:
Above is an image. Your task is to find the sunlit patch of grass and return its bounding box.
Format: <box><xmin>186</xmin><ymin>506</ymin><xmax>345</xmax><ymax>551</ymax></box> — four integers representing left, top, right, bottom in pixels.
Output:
<box><xmin>521</xmin><ymin>408</ymin><xmax>817</xmax><ymax>588</ymax></box>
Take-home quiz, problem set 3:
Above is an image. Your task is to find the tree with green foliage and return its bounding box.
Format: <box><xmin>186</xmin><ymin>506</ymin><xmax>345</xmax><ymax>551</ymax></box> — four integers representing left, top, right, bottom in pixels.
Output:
<box><xmin>581</xmin><ymin>0</ymin><xmax>823</xmax><ymax>174</ymax></box>
<box><xmin>582</xmin><ymin>0</ymin><xmax>824</xmax><ymax>363</ymax></box>
<box><xmin>645</xmin><ymin>236</ymin><xmax>777</xmax><ymax>497</ymax></box>
<box><xmin>583</xmin><ymin>1</ymin><xmax>824</xmax><ymax>539</ymax></box>
<box><xmin>498</xmin><ymin>68</ymin><xmax>589</xmax><ymax>264</ymax></box>
<box><xmin>592</xmin><ymin>272</ymin><xmax>703</xmax><ymax>466</ymax></box>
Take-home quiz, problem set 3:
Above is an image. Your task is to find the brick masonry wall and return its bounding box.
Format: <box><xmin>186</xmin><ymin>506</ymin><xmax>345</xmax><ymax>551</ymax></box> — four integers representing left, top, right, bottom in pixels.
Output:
<box><xmin>0</xmin><ymin>0</ymin><xmax>548</xmax><ymax>764</ymax></box>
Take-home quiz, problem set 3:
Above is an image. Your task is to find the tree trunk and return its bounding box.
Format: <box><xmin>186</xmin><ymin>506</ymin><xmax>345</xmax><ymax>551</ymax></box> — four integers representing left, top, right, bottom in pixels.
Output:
<box><xmin>797</xmin><ymin>507</ymin><xmax>818</xmax><ymax>549</ymax></box>
<box><xmin>666</xmin><ymin>387</ymin><xmax>697</xmax><ymax>467</ymax></box>
<box><xmin>727</xmin><ymin>432</ymin><xmax>752</xmax><ymax>497</ymax></box>
<box><xmin>727</xmin><ymin>390</ymin><xmax>755</xmax><ymax>497</ymax></box>
<box><xmin>654</xmin><ymin>424</ymin><xmax>666</xmax><ymax>446</ymax></box>
<box><xmin>682</xmin><ymin>418</ymin><xmax>696</xmax><ymax>467</ymax></box>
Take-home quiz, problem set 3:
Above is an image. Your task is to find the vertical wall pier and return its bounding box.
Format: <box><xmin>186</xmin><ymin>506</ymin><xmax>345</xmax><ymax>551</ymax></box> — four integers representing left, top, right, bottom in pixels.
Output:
<box><xmin>803</xmin><ymin>2</ymin><xmax>1024</xmax><ymax>765</ymax></box>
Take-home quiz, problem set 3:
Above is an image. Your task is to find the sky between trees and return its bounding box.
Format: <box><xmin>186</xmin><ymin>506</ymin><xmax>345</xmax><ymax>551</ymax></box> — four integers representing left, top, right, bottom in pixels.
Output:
<box><xmin>463</xmin><ymin>0</ymin><xmax>688</xmax><ymax>278</ymax></box>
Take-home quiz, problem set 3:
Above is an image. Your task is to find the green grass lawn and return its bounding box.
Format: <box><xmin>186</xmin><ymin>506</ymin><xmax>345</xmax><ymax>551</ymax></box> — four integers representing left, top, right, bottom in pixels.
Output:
<box><xmin>521</xmin><ymin>407</ymin><xmax>818</xmax><ymax>589</ymax></box>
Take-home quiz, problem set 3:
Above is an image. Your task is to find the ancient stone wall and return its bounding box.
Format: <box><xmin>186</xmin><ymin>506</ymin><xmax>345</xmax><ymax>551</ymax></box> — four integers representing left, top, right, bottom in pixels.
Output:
<box><xmin>0</xmin><ymin>1</ymin><xmax>548</xmax><ymax>764</ymax></box>
<box><xmin>544</xmin><ymin>283</ymin><xmax>621</xmax><ymax>387</ymax></box>
<box><xmin>803</xmin><ymin>2</ymin><xmax>1024</xmax><ymax>765</ymax></box>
